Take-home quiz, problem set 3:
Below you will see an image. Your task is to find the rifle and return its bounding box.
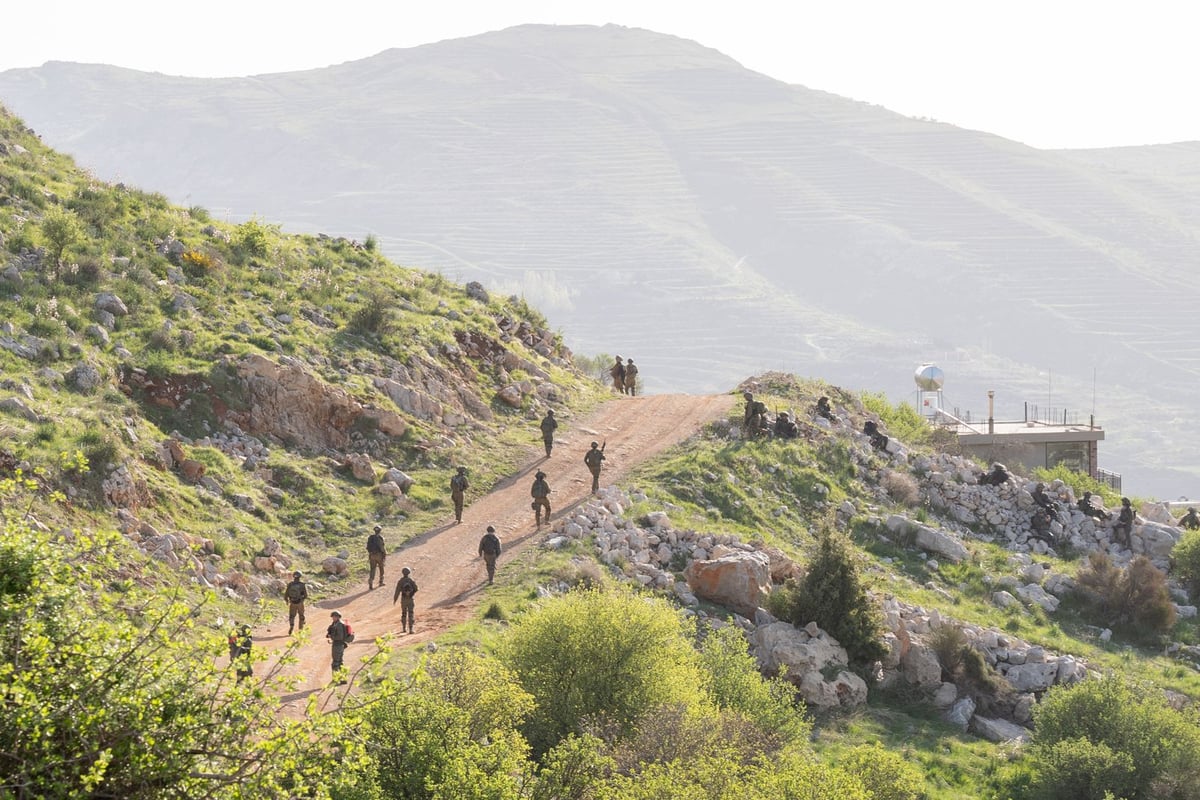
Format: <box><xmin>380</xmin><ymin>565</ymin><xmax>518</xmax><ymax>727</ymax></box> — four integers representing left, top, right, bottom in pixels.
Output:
<box><xmin>601</xmin><ymin>440</ymin><xmax>606</xmax><ymax>453</ymax></box>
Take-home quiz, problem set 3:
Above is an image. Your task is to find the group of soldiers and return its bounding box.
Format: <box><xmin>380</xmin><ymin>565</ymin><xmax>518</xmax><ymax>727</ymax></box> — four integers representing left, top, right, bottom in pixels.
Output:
<box><xmin>742</xmin><ymin>391</ymin><xmax>839</xmax><ymax>440</ymax></box>
<box><xmin>609</xmin><ymin>356</ymin><xmax>639</xmax><ymax>395</ymax></box>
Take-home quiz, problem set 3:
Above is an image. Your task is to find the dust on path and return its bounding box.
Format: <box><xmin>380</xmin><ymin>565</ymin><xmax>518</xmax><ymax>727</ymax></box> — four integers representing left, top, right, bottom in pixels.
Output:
<box><xmin>256</xmin><ymin>392</ymin><xmax>735</xmax><ymax>711</ymax></box>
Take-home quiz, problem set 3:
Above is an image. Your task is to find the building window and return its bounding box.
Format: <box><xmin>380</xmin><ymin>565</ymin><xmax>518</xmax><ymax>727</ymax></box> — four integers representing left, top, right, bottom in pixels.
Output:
<box><xmin>1046</xmin><ymin>442</ymin><xmax>1089</xmax><ymax>473</ymax></box>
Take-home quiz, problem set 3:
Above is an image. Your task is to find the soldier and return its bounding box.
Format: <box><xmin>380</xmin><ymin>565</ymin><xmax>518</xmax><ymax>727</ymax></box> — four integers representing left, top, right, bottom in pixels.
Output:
<box><xmin>863</xmin><ymin>419</ymin><xmax>889</xmax><ymax>451</ymax></box>
<box><xmin>1032</xmin><ymin>482</ymin><xmax>1062</xmax><ymax>521</ymax></box>
<box><xmin>366</xmin><ymin>525</ymin><xmax>386</xmax><ymax>590</ymax></box>
<box><xmin>227</xmin><ymin>623</ymin><xmax>253</xmax><ymax>683</ymax></box>
<box><xmin>1077</xmin><ymin>491</ymin><xmax>1110</xmax><ymax>521</ymax></box>
<box><xmin>478</xmin><ymin>526</ymin><xmax>502</xmax><ymax>585</ymax></box>
<box><xmin>773</xmin><ymin>411</ymin><xmax>799</xmax><ymax>439</ymax></box>
<box><xmin>450</xmin><ymin>466</ymin><xmax>469</xmax><ymax>524</ymax></box>
<box><xmin>742</xmin><ymin>392</ymin><xmax>767</xmax><ymax>437</ymax></box>
<box><xmin>815</xmin><ymin>396</ymin><xmax>835</xmax><ymax>422</ymax></box>
<box><xmin>610</xmin><ymin>356</ymin><xmax>626</xmax><ymax>393</ymax></box>
<box><xmin>531</xmin><ymin>470</ymin><xmax>551</xmax><ymax>528</ymax></box>
<box><xmin>1180</xmin><ymin>507</ymin><xmax>1200</xmax><ymax>530</ymax></box>
<box><xmin>326</xmin><ymin>610</ymin><xmax>349</xmax><ymax>682</ymax></box>
<box><xmin>540</xmin><ymin>409</ymin><xmax>558</xmax><ymax>458</ymax></box>
<box><xmin>284</xmin><ymin>570</ymin><xmax>307</xmax><ymax>635</ymax></box>
<box><xmin>393</xmin><ymin>566</ymin><xmax>418</xmax><ymax>634</ymax></box>
<box><xmin>584</xmin><ymin>441</ymin><xmax>606</xmax><ymax>494</ymax></box>
<box><xmin>623</xmin><ymin>359</ymin><xmax>639</xmax><ymax>395</ymax></box>
<box><xmin>1112</xmin><ymin>497</ymin><xmax>1135</xmax><ymax>548</ymax></box>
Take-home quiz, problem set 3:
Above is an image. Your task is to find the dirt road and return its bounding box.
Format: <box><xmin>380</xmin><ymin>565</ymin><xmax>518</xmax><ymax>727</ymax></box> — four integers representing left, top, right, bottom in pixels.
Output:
<box><xmin>256</xmin><ymin>393</ymin><xmax>735</xmax><ymax>708</ymax></box>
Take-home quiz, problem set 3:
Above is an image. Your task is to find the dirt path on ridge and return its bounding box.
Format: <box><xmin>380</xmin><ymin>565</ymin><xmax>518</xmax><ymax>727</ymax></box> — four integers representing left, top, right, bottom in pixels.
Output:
<box><xmin>254</xmin><ymin>393</ymin><xmax>735</xmax><ymax>711</ymax></box>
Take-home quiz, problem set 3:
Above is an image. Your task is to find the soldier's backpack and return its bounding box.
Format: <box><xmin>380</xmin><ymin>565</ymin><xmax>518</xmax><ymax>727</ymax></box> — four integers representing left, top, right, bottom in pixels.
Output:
<box><xmin>344</xmin><ymin>622</ymin><xmax>356</xmax><ymax>643</ymax></box>
<box><xmin>285</xmin><ymin>581</ymin><xmax>305</xmax><ymax>602</ymax></box>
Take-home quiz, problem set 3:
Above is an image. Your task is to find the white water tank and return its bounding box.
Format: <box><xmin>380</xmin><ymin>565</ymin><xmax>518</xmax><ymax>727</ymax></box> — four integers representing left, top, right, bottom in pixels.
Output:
<box><xmin>914</xmin><ymin>364</ymin><xmax>944</xmax><ymax>391</ymax></box>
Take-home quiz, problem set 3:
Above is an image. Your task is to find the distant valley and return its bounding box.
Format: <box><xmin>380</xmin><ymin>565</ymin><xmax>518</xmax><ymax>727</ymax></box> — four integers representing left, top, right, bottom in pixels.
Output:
<box><xmin>3</xmin><ymin>23</ymin><xmax>1199</xmax><ymax>497</ymax></box>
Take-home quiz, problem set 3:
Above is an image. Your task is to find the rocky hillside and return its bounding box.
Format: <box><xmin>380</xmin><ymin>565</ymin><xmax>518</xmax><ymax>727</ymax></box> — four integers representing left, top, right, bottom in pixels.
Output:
<box><xmin>0</xmin><ymin>104</ymin><xmax>603</xmax><ymax>603</ymax></box>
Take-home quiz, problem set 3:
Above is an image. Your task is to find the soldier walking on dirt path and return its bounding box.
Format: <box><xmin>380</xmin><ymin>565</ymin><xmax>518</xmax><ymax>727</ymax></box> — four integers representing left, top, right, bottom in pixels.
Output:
<box><xmin>326</xmin><ymin>610</ymin><xmax>349</xmax><ymax>683</ymax></box>
<box><xmin>540</xmin><ymin>409</ymin><xmax>558</xmax><ymax>457</ymax></box>
<box><xmin>478</xmin><ymin>526</ymin><xmax>502</xmax><ymax>585</ymax></box>
<box><xmin>610</xmin><ymin>356</ymin><xmax>626</xmax><ymax>393</ymax></box>
<box><xmin>393</xmin><ymin>567</ymin><xmax>418</xmax><ymax>633</ymax></box>
<box><xmin>584</xmin><ymin>440</ymin><xmax>606</xmax><ymax>494</ymax></box>
<box><xmin>623</xmin><ymin>359</ymin><xmax>639</xmax><ymax>395</ymax></box>
<box><xmin>450</xmin><ymin>466</ymin><xmax>469</xmax><ymax>524</ymax></box>
<box><xmin>227</xmin><ymin>623</ymin><xmax>253</xmax><ymax>683</ymax></box>
<box><xmin>284</xmin><ymin>571</ymin><xmax>307</xmax><ymax>635</ymax></box>
<box><xmin>531</xmin><ymin>470</ymin><xmax>551</xmax><ymax>528</ymax></box>
<box><xmin>366</xmin><ymin>525</ymin><xmax>386</xmax><ymax>590</ymax></box>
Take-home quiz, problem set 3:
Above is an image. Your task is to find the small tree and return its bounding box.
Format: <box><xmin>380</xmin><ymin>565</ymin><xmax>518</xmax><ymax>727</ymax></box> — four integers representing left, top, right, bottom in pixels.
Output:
<box><xmin>768</xmin><ymin>530</ymin><xmax>886</xmax><ymax>665</ymax></box>
<box><xmin>1171</xmin><ymin>528</ymin><xmax>1200</xmax><ymax>602</ymax></box>
<box><xmin>1075</xmin><ymin>552</ymin><xmax>1176</xmax><ymax>637</ymax></box>
<box><xmin>39</xmin><ymin>206</ymin><xmax>83</xmax><ymax>280</ymax></box>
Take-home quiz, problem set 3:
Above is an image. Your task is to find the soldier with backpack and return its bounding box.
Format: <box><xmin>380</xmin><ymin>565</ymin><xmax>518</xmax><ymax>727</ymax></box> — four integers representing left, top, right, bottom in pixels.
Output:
<box><xmin>478</xmin><ymin>526</ymin><xmax>502</xmax><ymax>585</ymax></box>
<box><xmin>623</xmin><ymin>359</ymin><xmax>639</xmax><ymax>395</ymax></box>
<box><xmin>393</xmin><ymin>566</ymin><xmax>418</xmax><ymax>634</ymax></box>
<box><xmin>540</xmin><ymin>410</ymin><xmax>558</xmax><ymax>457</ymax></box>
<box><xmin>610</xmin><ymin>356</ymin><xmax>626</xmax><ymax>393</ymax></box>
<box><xmin>366</xmin><ymin>525</ymin><xmax>386</xmax><ymax>590</ymax></box>
<box><xmin>450</xmin><ymin>466</ymin><xmax>469</xmax><ymax>524</ymax></box>
<box><xmin>531</xmin><ymin>470</ymin><xmax>551</xmax><ymax>528</ymax></box>
<box><xmin>284</xmin><ymin>571</ymin><xmax>307</xmax><ymax>635</ymax></box>
<box><xmin>326</xmin><ymin>610</ymin><xmax>353</xmax><ymax>683</ymax></box>
<box><xmin>227</xmin><ymin>623</ymin><xmax>253</xmax><ymax>683</ymax></box>
<box><xmin>584</xmin><ymin>441</ymin><xmax>605</xmax><ymax>494</ymax></box>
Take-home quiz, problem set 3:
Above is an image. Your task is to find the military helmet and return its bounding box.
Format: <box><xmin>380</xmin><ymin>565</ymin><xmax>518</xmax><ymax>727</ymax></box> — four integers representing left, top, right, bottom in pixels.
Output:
<box><xmin>330</xmin><ymin>610</ymin><xmax>342</xmax><ymax>618</ymax></box>
<box><xmin>373</xmin><ymin>525</ymin><xmax>382</xmax><ymax>533</ymax></box>
<box><xmin>743</xmin><ymin>391</ymin><xmax>753</xmax><ymax>400</ymax></box>
<box><xmin>402</xmin><ymin>567</ymin><xmax>411</xmax><ymax>575</ymax></box>
<box><xmin>546</xmin><ymin>409</ymin><xmax>554</xmax><ymax>415</ymax></box>
<box><xmin>591</xmin><ymin>441</ymin><xmax>599</xmax><ymax>448</ymax></box>
<box><xmin>487</xmin><ymin>525</ymin><xmax>496</xmax><ymax>533</ymax></box>
<box><xmin>457</xmin><ymin>466</ymin><xmax>466</xmax><ymax>473</ymax></box>
<box><xmin>535</xmin><ymin>470</ymin><xmax>545</xmax><ymax>478</ymax></box>
<box><xmin>1190</xmin><ymin>507</ymin><xmax>1196</xmax><ymax>513</ymax></box>
<box><xmin>1121</xmin><ymin>497</ymin><xmax>1131</xmax><ymax>505</ymax></box>
<box><xmin>293</xmin><ymin>571</ymin><xmax>302</xmax><ymax>579</ymax></box>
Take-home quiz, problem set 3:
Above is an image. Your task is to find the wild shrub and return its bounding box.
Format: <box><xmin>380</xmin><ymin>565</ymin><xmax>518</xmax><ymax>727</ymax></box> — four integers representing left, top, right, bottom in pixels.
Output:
<box><xmin>1013</xmin><ymin>673</ymin><xmax>1200</xmax><ymax>800</ymax></box>
<box><xmin>1171</xmin><ymin>529</ymin><xmax>1200</xmax><ymax>602</ymax></box>
<box><xmin>181</xmin><ymin>247</ymin><xmax>218</xmax><ymax>278</ymax></box>
<box><xmin>500</xmin><ymin>587</ymin><xmax>706</xmax><ymax>756</ymax></box>
<box><xmin>231</xmin><ymin>218</ymin><xmax>271</xmax><ymax>261</ymax></box>
<box><xmin>929</xmin><ymin>623</ymin><xmax>967</xmax><ymax>677</ymax></box>
<box><xmin>1075</xmin><ymin>552</ymin><xmax>1176</xmax><ymax>637</ymax></box>
<box><xmin>348</xmin><ymin>290</ymin><xmax>392</xmax><ymax>336</ymax></box>
<box><xmin>881</xmin><ymin>469</ymin><xmax>921</xmax><ymax>507</ymax></box>
<box><xmin>768</xmin><ymin>530</ymin><xmax>886</xmax><ymax>665</ymax></box>
<box><xmin>837</xmin><ymin>743</ymin><xmax>924</xmax><ymax>800</ymax></box>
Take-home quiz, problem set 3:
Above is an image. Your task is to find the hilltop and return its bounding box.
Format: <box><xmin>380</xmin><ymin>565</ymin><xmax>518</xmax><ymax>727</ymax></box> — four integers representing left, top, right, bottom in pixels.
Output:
<box><xmin>3</xmin><ymin>24</ymin><xmax>1200</xmax><ymax>496</ymax></box>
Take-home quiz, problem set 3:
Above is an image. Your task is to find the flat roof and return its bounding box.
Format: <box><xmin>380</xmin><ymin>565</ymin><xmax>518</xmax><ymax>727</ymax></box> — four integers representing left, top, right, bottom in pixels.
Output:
<box><xmin>948</xmin><ymin>419</ymin><xmax>1104</xmax><ymax>444</ymax></box>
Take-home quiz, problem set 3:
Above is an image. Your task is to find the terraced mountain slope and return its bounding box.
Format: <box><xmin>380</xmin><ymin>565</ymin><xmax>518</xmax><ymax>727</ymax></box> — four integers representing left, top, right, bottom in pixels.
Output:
<box><xmin>3</xmin><ymin>24</ymin><xmax>1199</xmax><ymax>495</ymax></box>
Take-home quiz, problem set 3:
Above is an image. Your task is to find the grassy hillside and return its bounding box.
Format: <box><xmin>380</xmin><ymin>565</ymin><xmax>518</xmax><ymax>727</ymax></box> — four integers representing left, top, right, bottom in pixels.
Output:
<box><xmin>0</xmin><ymin>104</ymin><xmax>604</xmax><ymax>598</ymax></box>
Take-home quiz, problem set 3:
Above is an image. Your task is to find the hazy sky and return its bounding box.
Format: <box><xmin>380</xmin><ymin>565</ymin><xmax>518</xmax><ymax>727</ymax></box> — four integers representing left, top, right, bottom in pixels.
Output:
<box><xmin>2</xmin><ymin>0</ymin><xmax>1195</xmax><ymax>150</ymax></box>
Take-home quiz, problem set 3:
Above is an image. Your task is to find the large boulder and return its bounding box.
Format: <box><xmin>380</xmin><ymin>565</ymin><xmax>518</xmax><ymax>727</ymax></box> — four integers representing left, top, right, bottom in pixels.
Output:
<box><xmin>886</xmin><ymin>514</ymin><xmax>969</xmax><ymax>562</ymax></box>
<box><xmin>970</xmin><ymin>716</ymin><xmax>1030</xmax><ymax>744</ymax></box>
<box><xmin>751</xmin><ymin>621</ymin><xmax>866</xmax><ymax>710</ymax></box>
<box><xmin>684</xmin><ymin>550</ymin><xmax>771</xmax><ymax>615</ymax></box>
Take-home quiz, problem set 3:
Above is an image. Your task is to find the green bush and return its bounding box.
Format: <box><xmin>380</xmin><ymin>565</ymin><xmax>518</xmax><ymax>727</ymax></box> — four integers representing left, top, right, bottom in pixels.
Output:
<box><xmin>500</xmin><ymin>587</ymin><xmax>706</xmax><ymax>756</ymax></box>
<box><xmin>1172</xmin><ymin>529</ymin><xmax>1200</xmax><ymax>602</ymax></box>
<box><xmin>837</xmin><ymin>743</ymin><xmax>925</xmax><ymax>800</ymax></box>
<box><xmin>1016</xmin><ymin>674</ymin><xmax>1200</xmax><ymax>800</ymax></box>
<box><xmin>768</xmin><ymin>530</ymin><xmax>886</xmax><ymax>665</ymax></box>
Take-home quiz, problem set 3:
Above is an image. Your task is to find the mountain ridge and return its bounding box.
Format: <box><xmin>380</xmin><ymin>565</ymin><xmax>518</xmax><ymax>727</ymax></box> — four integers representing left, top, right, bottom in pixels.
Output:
<box><xmin>2</xmin><ymin>23</ymin><xmax>1198</xmax><ymax>496</ymax></box>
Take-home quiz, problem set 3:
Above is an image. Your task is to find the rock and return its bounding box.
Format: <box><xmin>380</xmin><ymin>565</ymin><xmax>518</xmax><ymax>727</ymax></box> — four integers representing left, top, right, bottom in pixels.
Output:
<box><xmin>180</xmin><ymin>459</ymin><xmax>206</xmax><ymax>483</ymax></box>
<box><xmin>465</xmin><ymin>281</ymin><xmax>489</xmax><ymax>303</ymax></box>
<box><xmin>685</xmin><ymin>551</ymin><xmax>771</xmax><ymax>616</ymax></box>
<box><xmin>798</xmin><ymin>668</ymin><xmax>869</xmax><ymax>710</ymax></box>
<box><xmin>1003</xmin><ymin>661</ymin><xmax>1059</xmax><ymax>692</ymax></box>
<box><xmin>497</xmin><ymin>384</ymin><xmax>524</xmax><ymax>407</ymax></box>
<box><xmin>345</xmin><ymin>453</ymin><xmax>375</xmax><ymax>482</ymax></box>
<box><xmin>992</xmin><ymin>590</ymin><xmax>1019</xmax><ymax>609</ymax></box>
<box><xmin>85</xmin><ymin>324</ymin><xmax>110</xmax><ymax>345</ymax></box>
<box><xmin>970</xmin><ymin>716</ymin><xmax>1030</xmax><ymax>744</ymax></box>
<box><xmin>322</xmin><ymin>556</ymin><xmax>349</xmax><ymax>577</ymax></box>
<box><xmin>377</xmin><ymin>481</ymin><xmax>405</xmax><ymax>498</ymax></box>
<box><xmin>66</xmin><ymin>362</ymin><xmax>103</xmax><ymax>393</ymax></box>
<box><xmin>0</xmin><ymin>396</ymin><xmax>40</xmax><ymax>422</ymax></box>
<box><xmin>95</xmin><ymin>292</ymin><xmax>129</xmax><ymax>316</ymax></box>
<box><xmin>900</xmin><ymin>641</ymin><xmax>943</xmax><ymax>690</ymax></box>
<box><xmin>382</xmin><ymin>468</ymin><xmax>414</xmax><ymax>492</ymax></box>
<box><xmin>932</xmin><ymin>681</ymin><xmax>959</xmax><ymax>708</ymax></box>
<box><xmin>1015</xmin><ymin>583</ymin><xmax>1060</xmax><ymax>613</ymax></box>
<box><xmin>945</xmin><ymin>696</ymin><xmax>976</xmax><ymax>731</ymax></box>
